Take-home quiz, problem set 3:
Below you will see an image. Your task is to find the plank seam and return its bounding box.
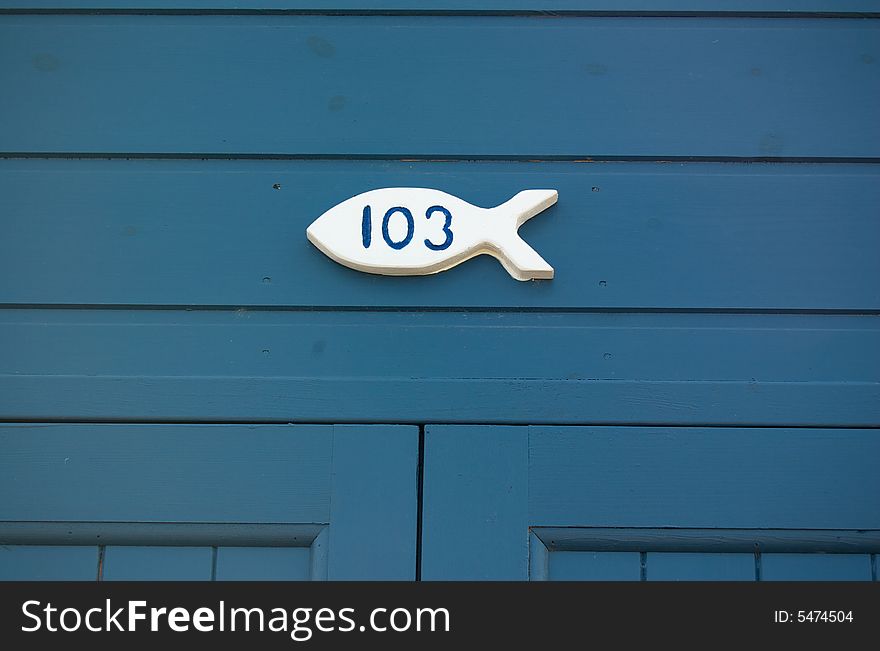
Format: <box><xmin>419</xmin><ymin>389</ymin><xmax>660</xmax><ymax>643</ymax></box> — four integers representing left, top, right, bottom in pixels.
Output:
<box><xmin>2</xmin><ymin>305</ymin><xmax>879</xmax><ymax>315</ymax></box>
<box><xmin>0</xmin><ymin>9</ymin><xmax>878</xmax><ymax>18</ymax></box>
<box><xmin>415</xmin><ymin>425</ymin><xmax>425</xmax><ymax>581</ymax></box>
<box><xmin>1</xmin><ymin>419</ymin><xmax>878</xmax><ymax>428</ymax></box>
<box><xmin>2</xmin><ymin>153</ymin><xmax>879</xmax><ymax>164</ymax></box>
<box><xmin>96</xmin><ymin>545</ymin><xmax>105</xmax><ymax>581</ymax></box>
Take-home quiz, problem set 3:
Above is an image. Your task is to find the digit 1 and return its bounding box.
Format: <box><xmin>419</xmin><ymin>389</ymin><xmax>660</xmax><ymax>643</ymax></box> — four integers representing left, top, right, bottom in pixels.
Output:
<box><xmin>362</xmin><ymin>205</ymin><xmax>371</xmax><ymax>248</ymax></box>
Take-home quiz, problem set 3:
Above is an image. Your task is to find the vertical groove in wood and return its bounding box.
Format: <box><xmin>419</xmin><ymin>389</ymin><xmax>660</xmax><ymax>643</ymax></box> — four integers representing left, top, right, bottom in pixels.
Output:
<box><xmin>754</xmin><ymin>545</ymin><xmax>762</xmax><ymax>582</ymax></box>
<box><xmin>96</xmin><ymin>545</ymin><xmax>105</xmax><ymax>581</ymax></box>
<box><xmin>416</xmin><ymin>424</ymin><xmax>425</xmax><ymax>582</ymax></box>
<box><xmin>210</xmin><ymin>546</ymin><xmax>218</xmax><ymax>581</ymax></box>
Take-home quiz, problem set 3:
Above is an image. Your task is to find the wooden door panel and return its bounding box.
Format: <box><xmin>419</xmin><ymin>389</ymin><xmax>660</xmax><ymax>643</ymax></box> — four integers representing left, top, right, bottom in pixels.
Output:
<box><xmin>422</xmin><ymin>426</ymin><xmax>880</xmax><ymax>580</ymax></box>
<box><xmin>0</xmin><ymin>424</ymin><xmax>417</xmax><ymax>580</ymax></box>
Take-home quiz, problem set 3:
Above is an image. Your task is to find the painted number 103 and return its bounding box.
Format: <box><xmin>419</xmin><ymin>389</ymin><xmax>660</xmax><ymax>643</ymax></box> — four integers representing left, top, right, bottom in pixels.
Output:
<box><xmin>361</xmin><ymin>205</ymin><xmax>454</xmax><ymax>251</ymax></box>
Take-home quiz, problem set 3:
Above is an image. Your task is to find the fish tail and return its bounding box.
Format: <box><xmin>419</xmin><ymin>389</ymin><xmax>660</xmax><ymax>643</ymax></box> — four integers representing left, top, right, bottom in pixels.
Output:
<box><xmin>495</xmin><ymin>189</ymin><xmax>558</xmax><ymax>227</ymax></box>
<box><xmin>486</xmin><ymin>190</ymin><xmax>557</xmax><ymax>281</ymax></box>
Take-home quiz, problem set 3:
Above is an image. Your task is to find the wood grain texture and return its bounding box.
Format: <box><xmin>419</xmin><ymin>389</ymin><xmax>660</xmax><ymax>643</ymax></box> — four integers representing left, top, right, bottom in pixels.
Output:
<box><xmin>2</xmin><ymin>160</ymin><xmax>878</xmax><ymax>310</ymax></box>
<box><xmin>1</xmin><ymin>310</ymin><xmax>877</xmax><ymax>425</ymax></box>
<box><xmin>0</xmin><ymin>16</ymin><xmax>877</xmax><ymax>157</ymax></box>
<box><xmin>2</xmin><ymin>2</ymin><xmax>878</xmax><ymax>13</ymax></box>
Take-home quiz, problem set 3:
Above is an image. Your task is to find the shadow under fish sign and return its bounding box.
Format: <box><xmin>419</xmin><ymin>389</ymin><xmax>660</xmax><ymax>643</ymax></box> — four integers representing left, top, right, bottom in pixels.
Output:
<box><xmin>306</xmin><ymin>188</ymin><xmax>557</xmax><ymax>281</ymax></box>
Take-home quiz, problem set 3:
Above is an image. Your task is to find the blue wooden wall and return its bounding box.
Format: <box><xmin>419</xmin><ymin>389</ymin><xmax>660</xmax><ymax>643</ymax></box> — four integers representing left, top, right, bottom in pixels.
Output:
<box><xmin>0</xmin><ymin>2</ymin><xmax>877</xmax><ymax>580</ymax></box>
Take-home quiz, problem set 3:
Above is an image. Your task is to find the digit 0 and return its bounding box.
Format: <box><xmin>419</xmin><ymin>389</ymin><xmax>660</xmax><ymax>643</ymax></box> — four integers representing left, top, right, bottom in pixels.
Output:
<box><xmin>382</xmin><ymin>207</ymin><xmax>415</xmax><ymax>250</ymax></box>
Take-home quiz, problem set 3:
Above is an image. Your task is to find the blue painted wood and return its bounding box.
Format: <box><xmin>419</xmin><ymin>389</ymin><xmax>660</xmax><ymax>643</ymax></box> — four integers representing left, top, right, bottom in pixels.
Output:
<box><xmin>1</xmin><ymin>17</ymin><xmax>877</xmax><ymax>157</ymax></box>
<box><xmin>528</xmin><ymin>531</ymin><xmax>550</xmax><ymax>580</ymax></box>
<box><xmin>0</xmin><ymin>424</ymin><xmax>332</xmax><ymax>523</ymax></box>
<box><xmin>0</xmin><ymin>523</ymin><xmax>324</xmax><ymax>546</ymax></box>
<box><xmin>529</xmin><ymin>529</ymin><xmax>878</xmax><ymax>580</ymax></box>
<box><xmin>6</xmin><ymin>375</ymin><xmax>877</xmax><ymax>426</ymax></box>
<box><xmin>309</xmin><ymin>527</ymin><xmax>329</xmax><ymax>580</ymax></box>
<box><xmin>2</xmin><ymin>160</ymin><xmax>878</xmax><ymax>310</ymax></box>
<box><xmin>326</xmin><ymin>425</ymin><xmax>418</xmax><ymax>579</ymax></box>
<box><xmin>528</xmin><ymin>427</ymin><xmax>880</xmax><ymax>529</ymax></box>
<box><xmin>421</xmin><ymin>425</ymin><xmax>529</xmax><ymax>580</ymax></box>
<box><xmin>11</xmin><ymin>311</ymin><xmax>877</xmax><ymax>384</ymax></box>
<box><xmin>0</xmin><ymin>425</ymin><xmax>417</xmax><ymax>580</ymax></box>
<box><xmin>646</xmin><ymin>553</ymin><xmax>755</xmax><ymax>580</ymax></box>
<box><xmin>761</xmin><ymin>553</ymin><xmax>873</xmax><ymax>581</ymax></box>
<box><xmin>534</xmin><ymin>528</ymin><xmax>880</xmax><ymax>553</ymax></box>
<box><xmin>548</xmin><ymin>552</ymin><xmax>642</xmax><ymax>581</ymax></box>
<box><xmin>2</xmin><ymin>2</ymin><xmax>877</xmax><ymax>12</ymax></box>
<box><xmin>421</xmin><ymin>426</ymin><xmax>880</xmax><ymax>578</ymax></box>
<box><xmin>215</xmin><ymin>547</ymin><xmax>312</xmax><ymax>580</ymax></box>
<box><xmin>2</xmin><ymin>8</ymin><xmax>876</xmax><ymax>585</ymax></box>
<box><xmin>0</xmin><ymin>546</ymin><xmax>98</xmax><ymax>580</ymax></box>
<box><xmin>102</xmin><ymin>546</ymin><xmax>213</xmax><ymax>580</ymax></box>
<box><xmin>2</xmin><ymin>311</ymin><xmax>878</xmax><ymax>425</ymax></box>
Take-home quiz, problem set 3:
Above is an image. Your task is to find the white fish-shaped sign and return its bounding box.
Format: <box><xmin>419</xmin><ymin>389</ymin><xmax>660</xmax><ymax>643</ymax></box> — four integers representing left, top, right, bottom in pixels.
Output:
<box><xmin>306</xmin><ymin>188</ymin><xmax>557</xmax><ymax>281</ymax></box>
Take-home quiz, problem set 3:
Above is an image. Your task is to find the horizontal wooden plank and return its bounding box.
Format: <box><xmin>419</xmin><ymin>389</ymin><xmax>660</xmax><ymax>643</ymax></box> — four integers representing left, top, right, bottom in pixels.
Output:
<box><xmin>2</xmin><ymin>2</ymin><xmax>878</xmax><ymax>13</ymax></box>
<box><xmin>534</xmin><ymin>528</ymin><xmax>880</xmax><ymax>553</ymax></box>
<box><xmin>5</xmin><ymin>311</ymin><xmax>878</xmax><ymax>382</ymax></box>
<box><xmin>0</xmin><ymin>424</ymin><xmax>333</xmax><ymax>522</ymax></box>
<box><xmin>2</xmin><ymin>160</ymin><xmax>879</xmax><ymax>310</ymax></box>
<box><xmin>0</xmin><ymin>522</ymin><xmax>324</xmax><ymax>546</ymax></box>
<box><xmin>5</xmin><ymin>376</ymin><xmax>877</xmax><ymax>425</ymax></box>
<box><xmin>1</xmin><ymin>16</ymin><xmax>877</xmax><ymax>157</ymax></box>
<box><xmin>2</xmin><ymin>310</ymin><xmax>878</xmax><ymax>424</ymax></box>
<box><xmin>1</xmin><ymin>310</ymin><xmax>878</xmax><ymax>424</ymax></box>
<box><xmin>528</xmin><ymin>426</ymin><xmax>880</xmax><ymax>528</ymax></box>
